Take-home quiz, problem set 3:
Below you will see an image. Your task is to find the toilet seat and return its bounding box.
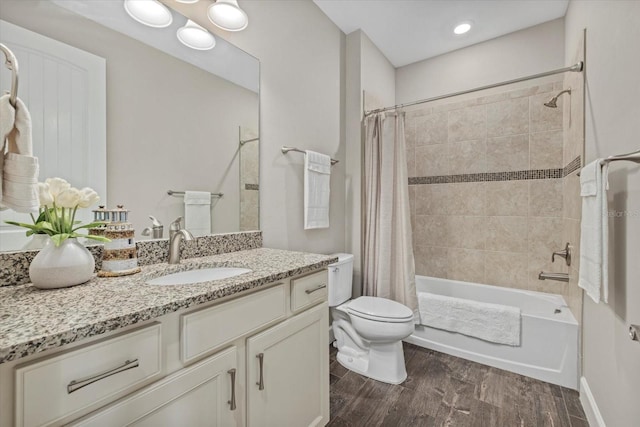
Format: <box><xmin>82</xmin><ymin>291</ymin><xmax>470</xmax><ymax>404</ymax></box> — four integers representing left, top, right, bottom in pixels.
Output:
<box><xmin>346</xmin><ymin>296</ymin><xmax>414</xmax><ymax>323</ymax></box>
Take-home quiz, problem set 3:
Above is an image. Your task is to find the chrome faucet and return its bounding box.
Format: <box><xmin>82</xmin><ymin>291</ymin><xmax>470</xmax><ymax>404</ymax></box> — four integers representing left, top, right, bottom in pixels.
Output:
<box><xmin>538</xmin><ymin>272</ymin><xmax>569</xmax><ymax>282</ymax></box>
<box><xmin>168</xmin><ymin>218</ymin><xmax>194</xmax><ymax>264</ymax></box>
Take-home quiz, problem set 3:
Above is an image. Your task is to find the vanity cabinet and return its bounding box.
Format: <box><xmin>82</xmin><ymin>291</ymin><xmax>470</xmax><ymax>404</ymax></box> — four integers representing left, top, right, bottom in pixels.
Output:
<box><xmin>1</xmin><ymin>269</ymin><xmax>330</xmax><ymax>427</ymax></box>
<box><xmin>247</xmin><ymin>303</ymin><xmax>329</xmax><ymax>427</ymax></box>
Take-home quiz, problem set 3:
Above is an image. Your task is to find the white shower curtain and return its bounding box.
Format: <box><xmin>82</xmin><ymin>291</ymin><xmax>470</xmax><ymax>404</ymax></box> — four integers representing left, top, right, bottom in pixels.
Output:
<box><xmin>363</xmin><ymin>111</ymin><xmax>417</xmax><ymax>314</ymax></box>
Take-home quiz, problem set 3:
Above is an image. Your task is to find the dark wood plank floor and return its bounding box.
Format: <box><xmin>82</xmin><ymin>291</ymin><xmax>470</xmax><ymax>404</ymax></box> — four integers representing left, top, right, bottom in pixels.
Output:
<box><xmin>329</xmin><ymin>343</ymin><xmax>588</xmax><ymax>427</ymax></box>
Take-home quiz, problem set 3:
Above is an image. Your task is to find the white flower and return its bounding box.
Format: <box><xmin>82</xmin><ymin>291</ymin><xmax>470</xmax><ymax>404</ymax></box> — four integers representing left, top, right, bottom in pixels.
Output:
<box><xmin>77</xmin><ymin>187</ymin><xmax>100</xmax><ymax>208</ymax></box>
<box><xmin>45</xmin><ymin>177</ymin><xmax>71</xmax><ymax>198</ymax></box>
<box><xmin>37</xmin><ymin>182</ymin><xmax>54</xmax><ymax>207</ymax></box>
<box><xmin>56</xmin><ymin>188</ymin><xmax>81</xmax><ymax>208</ymax></box>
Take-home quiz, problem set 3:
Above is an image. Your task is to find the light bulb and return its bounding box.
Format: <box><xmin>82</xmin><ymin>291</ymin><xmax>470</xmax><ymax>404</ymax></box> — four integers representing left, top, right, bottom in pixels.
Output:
<box><xmin>207</xmin><ymin>0</ymin><xmax>248</xmax><ymax>32</ymax></box>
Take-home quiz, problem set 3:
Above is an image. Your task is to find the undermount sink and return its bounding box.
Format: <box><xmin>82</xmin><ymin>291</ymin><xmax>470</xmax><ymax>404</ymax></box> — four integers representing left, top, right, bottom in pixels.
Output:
<box><xmin>146</xmin><ymin>267</ymin><xmax>252</xmax><ymax>286</ymax></box>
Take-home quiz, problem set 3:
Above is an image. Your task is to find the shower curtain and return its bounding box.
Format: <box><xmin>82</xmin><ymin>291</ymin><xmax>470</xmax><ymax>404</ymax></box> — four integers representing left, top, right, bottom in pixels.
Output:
<box><xmin>363</xmin><ymin>111</ymin><xmax>417</xmax><ymax>314</ymax></box>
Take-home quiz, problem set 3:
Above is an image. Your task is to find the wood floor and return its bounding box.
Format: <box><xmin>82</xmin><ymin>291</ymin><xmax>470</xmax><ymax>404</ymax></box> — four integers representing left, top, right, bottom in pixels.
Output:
<box><xmin>329</xmin><ymin>343</ymin><xmax>588</xmax><ymax>427</ymax></box>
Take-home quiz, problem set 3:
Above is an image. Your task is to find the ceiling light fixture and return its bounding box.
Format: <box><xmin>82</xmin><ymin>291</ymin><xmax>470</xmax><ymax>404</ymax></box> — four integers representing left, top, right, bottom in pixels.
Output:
<box><xmin>176</xmin><ymin>0</ymin><xmax>199</xmax><ymax>3</ymax></box>
<box><xmin>207</xmin><ymin>0</ymin><xmax>248</xmax><ymax>32</ymax></box>
<box><xmin>177</xmin><ymin>19</ymin><xmax>216</xmax><ymax>50</ymax></box>
<box><xmin>453</xmin><ymin>22</ymin><xmax>472</xmax><ymax>35</ymax></box>
<box><xmin>124</xmin><ymin>0</ymin><xmax>173</xmax><ymax>28</ymax></box>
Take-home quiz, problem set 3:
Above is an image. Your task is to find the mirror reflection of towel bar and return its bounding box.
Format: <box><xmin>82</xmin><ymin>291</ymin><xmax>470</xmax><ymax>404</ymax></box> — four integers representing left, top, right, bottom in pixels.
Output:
<box><xmin>167</xmin><ymin>190</ymin><xmax>223</xmax><ymax>198</ymax></box>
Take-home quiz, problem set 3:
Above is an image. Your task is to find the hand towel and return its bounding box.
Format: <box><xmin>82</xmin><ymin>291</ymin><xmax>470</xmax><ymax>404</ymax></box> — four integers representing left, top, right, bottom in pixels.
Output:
<box><xmin>304</xmin><ymin>150</ymin><xmax>331</xmax><ymax>229</ymax></box>
<box><xmin>0</xmin><ymin>95</ymin><xmax>39</xmax><ymax>213</ymax></box>
<box><xmin>579</xmin><ymin>160</ymin><xmax>610</xmax><ymax>303</ymax></box>
<box><xmin>418</xmin><ymin>292</ymin><xmax>521</xmax><ymax>346</ymax></box>
<box><xmin>184</xmin><ymin>191</ymin><xmax>211</xmax><ymax>237</ymax></box>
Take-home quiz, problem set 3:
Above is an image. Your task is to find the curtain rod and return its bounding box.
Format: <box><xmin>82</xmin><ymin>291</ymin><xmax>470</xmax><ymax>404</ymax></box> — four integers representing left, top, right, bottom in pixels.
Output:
<box><xmin>364</xmin><ymin>61</ymin><xmax>584</xmax><ymax>117</ymax></box>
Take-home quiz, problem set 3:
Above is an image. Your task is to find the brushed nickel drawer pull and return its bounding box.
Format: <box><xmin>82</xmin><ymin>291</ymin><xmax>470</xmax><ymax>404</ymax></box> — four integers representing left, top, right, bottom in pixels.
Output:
<box><xmin>305</xmin><ymin>283</ymin><xmax>327</xmax><ymax>294</ymax></box>
<box><xmin>256</xmin><ymin>353</ymin><xmax>264</xmax><ymax>390</ymax></box>
<box><xmin>227</xmin><ymin>368</ymin><xmax>237</xmax><ymax>410</ymax></box>
<box><xmin>67</xmin><ymin>359</ymin><xmax>139</xmax><ymax>394</ymax></box>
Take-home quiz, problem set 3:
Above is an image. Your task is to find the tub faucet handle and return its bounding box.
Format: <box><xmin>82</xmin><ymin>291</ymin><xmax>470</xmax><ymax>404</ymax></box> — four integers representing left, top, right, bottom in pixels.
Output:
<box><xmin>552</xmin><ymin>243</ymin><xmax>572</xmax><ymax>266</ymax></box>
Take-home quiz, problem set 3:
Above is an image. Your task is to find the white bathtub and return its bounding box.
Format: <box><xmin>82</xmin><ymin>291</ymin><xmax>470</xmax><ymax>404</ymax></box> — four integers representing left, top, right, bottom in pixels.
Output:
<box><xmin>405</xmin><ymin>275</ymin><xmax>579</xmax><ymax>389</ymax></box>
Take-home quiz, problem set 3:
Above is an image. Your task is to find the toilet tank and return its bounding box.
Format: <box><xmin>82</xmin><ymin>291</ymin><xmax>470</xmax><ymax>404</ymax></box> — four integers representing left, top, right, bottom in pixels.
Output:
<box><xmin>328</xmin><ymin>253</ymin><xmax>354</xmax><ymax>307</ymax></box>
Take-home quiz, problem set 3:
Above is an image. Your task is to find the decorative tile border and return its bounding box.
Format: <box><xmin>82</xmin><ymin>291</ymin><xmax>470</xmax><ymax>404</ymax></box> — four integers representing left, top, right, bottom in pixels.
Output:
<box><xmin>245</xmin><ymin>183</ymin><xmax>259</xmax><ymax>191</ymax></box>
<box><xmin>0</xmin><ymin>231</ymin><xmax>262</xmax><ymax>287</ymax></box>
<box><xmin>409</xmin><ymin>156</ymin><xmax>581</xmax><ymax>185</ymax></box>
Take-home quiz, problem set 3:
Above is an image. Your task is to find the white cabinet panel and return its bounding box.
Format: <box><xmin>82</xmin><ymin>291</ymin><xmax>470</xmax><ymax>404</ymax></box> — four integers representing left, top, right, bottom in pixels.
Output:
<box><xmin>15</xmin><ymin>324</ymin><xmax>161</xmax><ymax>427</ymax></box>
<box><xmin>181</xmin><ymin>284</ymin><xmax>286</xmax><ymax>363</ymax></box>
<box><xmin>73</xmin><ymin>346</ymin><xmax>240</xmax><ymax>427</ymax></box>
<box><xmin>247</xmin><ymin>303</ymin><xmax>329</xmax><ymax>427</ymax></box>
<box><xmin>291</xmin><ymin>270</ymin><xmax>328</xmax><ymax>313</ymax></box>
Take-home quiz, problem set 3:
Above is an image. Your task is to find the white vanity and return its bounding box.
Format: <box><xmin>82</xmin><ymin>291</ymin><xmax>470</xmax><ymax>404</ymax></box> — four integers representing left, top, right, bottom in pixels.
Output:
<box><xmin>0</xmin><ymin>248</ymin><xmax>335</xmax><ymax>427</ymax></box>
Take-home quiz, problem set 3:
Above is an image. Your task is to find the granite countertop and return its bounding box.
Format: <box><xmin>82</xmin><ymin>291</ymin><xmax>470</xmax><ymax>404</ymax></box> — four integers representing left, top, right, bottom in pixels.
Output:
<box><xmin>0</xmin><ymin>248</ymin><xmax>338</xmax><ymax>364</ymax></box>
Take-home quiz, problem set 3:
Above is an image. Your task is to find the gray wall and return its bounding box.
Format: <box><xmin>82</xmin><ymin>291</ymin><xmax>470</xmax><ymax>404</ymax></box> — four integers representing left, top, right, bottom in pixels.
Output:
<box><xmin>396</xmin><ymin>19</ymin><xmax>565</xmax><ymax>104</ymax></box>
<box><xmin>216</xmin><ymin>0</ymin><xmax>347</xmax><ymax>255</ymax></box>
<box><xmin>565</xmin><ymin>1</ymin><xmax>640</xmax><ymax>426</ymax></box>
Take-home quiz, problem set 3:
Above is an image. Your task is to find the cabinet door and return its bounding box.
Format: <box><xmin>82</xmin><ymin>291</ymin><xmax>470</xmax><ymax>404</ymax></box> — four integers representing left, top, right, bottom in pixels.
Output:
<box><xmin>73</xmin><ymin>346</ymin><xmax>242</xmax><ymax>427</ymax></box>
<box><xmin>247</xmin><ymin>303</ymin><xmax>329</xmax><ymax>427</ymax></box>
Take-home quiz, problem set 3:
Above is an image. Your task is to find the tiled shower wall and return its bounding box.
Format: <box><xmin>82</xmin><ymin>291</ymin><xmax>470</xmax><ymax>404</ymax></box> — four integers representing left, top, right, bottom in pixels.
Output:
<box><xmin>407</xmin><ymin>81</ymin><xmax>582</xmax><ymax>313</ymax></box>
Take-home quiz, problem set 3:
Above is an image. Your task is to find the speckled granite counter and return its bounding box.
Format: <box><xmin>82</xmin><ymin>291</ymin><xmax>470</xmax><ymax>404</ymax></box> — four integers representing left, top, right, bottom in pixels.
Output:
<box><xmin>0</xmin><ymin>248</ymin><xmax>338</xmax><ymax>364</ymax></box>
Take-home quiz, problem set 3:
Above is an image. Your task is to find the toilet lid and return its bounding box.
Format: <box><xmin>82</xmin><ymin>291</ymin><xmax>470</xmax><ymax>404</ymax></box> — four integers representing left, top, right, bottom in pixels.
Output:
<box><xmin>347</xmin><ymin>296</ymin><xmax>414</xmax><ymax>322</ymax></box>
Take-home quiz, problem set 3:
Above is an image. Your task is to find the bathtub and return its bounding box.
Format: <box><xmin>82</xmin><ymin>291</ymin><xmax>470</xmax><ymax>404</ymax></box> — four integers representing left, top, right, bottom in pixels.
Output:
<box><xmin>405</xmin><ymin>275</ymin><xmax>579</xmax><ymax>390</ymax></box>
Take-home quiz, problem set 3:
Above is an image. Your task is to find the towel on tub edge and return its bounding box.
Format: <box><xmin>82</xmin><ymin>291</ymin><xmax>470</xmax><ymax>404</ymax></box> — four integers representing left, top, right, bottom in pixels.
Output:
<box><xmin>418</xmin><ymin>292</ymin><xmax>521</xmax><ymax>346</ymax></box>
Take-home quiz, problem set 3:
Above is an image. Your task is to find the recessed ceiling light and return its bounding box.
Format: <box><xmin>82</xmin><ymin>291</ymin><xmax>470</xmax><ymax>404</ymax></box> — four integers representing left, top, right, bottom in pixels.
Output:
<box><xmin>177</xmin><ymin>20</ymin><xmax>216</xmax><ymax>50</ymax></box>
<box><xmin>124</xmin><ymin>0</ymin><xmax>173</xmax><ymax>28</ymax></box>
<box><xmin>454</xmin><ymin>22</ymin><xmax>472</xmax><ymax>35</ymax></box>
<box><xmin>207</xmin><ymin>0</ymin><xmax>248</xmax><ymax>32</ymax></box>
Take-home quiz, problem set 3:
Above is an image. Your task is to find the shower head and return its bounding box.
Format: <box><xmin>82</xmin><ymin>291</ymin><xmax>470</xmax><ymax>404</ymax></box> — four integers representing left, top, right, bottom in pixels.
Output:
<box><xmin>544</xmin><ymin>89</ymin><xmax>572</xmax><ymax>108</ymax></box>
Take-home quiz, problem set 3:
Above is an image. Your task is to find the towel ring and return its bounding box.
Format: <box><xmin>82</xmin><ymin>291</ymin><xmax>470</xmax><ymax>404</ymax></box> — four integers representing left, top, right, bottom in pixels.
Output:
<box><xmin>0</xmin><ymin>43</ymin><xmax>19</xmax><ymax>107</ymax></box>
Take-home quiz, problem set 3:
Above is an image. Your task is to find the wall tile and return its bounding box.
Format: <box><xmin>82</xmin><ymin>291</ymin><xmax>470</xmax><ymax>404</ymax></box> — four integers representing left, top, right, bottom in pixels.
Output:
<box><xmin>415</xmin><ymin>184</ymin><xmax>450</xmax><ymax>215</ymax></box>
<box><xmin>485</xmin><ymin>251</ymin><xmax>528</xmax><ymax>288</ymax></box>
<box><xmin>414</xmin><ymin>245</ymin><xmax>449</xmax><ymax>278</ymax></box>
<box><xmin>416</xmin><ymin>144</ymin><xmax>449</xmax><ymax>176</ymax></box>
<box><xmin>530</xmin><ymin>92</ymin><xmax>563</xmax><ymax>133</ymax></box>
<box><xmin>416</xmin><ymin>111</ymin><xmax>448</xmax><ymax>145</ymax></box>
<box><xmin>529</xmin><ymin>179</ymin><xmax>563</xmax><ymax>217</ymax></box>
<box><xmin>448</xmin><ymin>249</ymin><xmax>485</xmax><ymax>283</ymax></box>
<box><xmin>530</xmin><ymin>130</ymin><xmax>563</xmax><ymax>169</ymax></box>
<box><xmin>527</xmin><ymin>217</ymin><xmax>565</xmax><ymax>288</ymax></box>
<box><xmin>448</xmin><ymin>216</ymin><xmax>486</xmax><ymax>250</ymax></box>
<box><xmin>486</xmin><ymin>134</ymin><xmax>529</xmax><ymax>172</ymax></box>
<box><xmin>448</xmin><ymin>139</ymin><xmax>487</xmax><ymax>175</ymax></box>
<box><xmin>449</xmin><ymin>182</ymin><xmax>486</xmax><ymax>216</ymax></box>
<box><xmin>414</xmin><ymin>215</ymin><xmax>449</xmax><ymax>246</ymax></box>
<box><xmin>486</xmin><ymin>181</ymin><xmax>529</xmax><ymax>216</ymax></box>
<box><xmin>405</xmin><ymin>116</ymin><xmax>417</xmax><ymax>150</ymax></box>
<box><xmin>487</xmin><ymin>97</ymin><xmax>529</xmax><ymax>137</ymax></box>
<box><xmin>563</xmin><ymin>172</ymin><xmax>581</xmax><ymax>220</ymax></box>
<box><xmin>406</xmin><ymin>147</ymin><xmax>416</xmax><ymax>178</ymax></box>
<box><xmin>486</xmin><ymin>216</ymin><xmax>528</xmax><ymax>253</ymax></box>
<box><xmin>448</xmin><ymin>105</ymin><xmax>486</xmax><ymax>142</ymax></box>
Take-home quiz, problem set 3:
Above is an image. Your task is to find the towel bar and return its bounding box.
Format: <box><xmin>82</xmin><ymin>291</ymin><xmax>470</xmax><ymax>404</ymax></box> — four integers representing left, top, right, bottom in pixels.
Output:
<box><xmin>577</xmin><ymin>149</ymin><xmax>640</xmax><ymax>176</ymax></box>
<box><xmin>281</xmin><ymin>146</ymin><xmax>339</xmax><ymax>165</ymax></box>
<box><xmin>167</xmin><ymin>190</ymin><xmax>223</xmax><ymax>198</ymax></box>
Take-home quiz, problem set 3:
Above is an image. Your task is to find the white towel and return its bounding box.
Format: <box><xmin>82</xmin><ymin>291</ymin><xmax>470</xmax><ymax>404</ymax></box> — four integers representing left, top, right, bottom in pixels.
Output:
<box><xmin>0</xmin><ymin>95</ymin><xmax>39</xmax><ymax>212</ymax></box>
<box><xmin>184</xmin><ymin>191</ymin><xmax>211</xmax><ymax>237</ymax></box>
<box><xmin>304</xmin><ymin>150</ymin><xmax>331</xmax><ymax>229</ymax></box>
<box><xmin>418</xmin><ymin>292</ymin><xmax>521</xmax><ymax>346</ymax></box>
<box><xmin>578</xmin><ymin>160</ymin><xmax>610</xmax><ymax>303</ymax></box>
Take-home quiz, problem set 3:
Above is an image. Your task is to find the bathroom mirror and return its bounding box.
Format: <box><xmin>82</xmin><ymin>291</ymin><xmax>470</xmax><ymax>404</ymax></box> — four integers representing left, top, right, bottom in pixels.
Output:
<box><xmin>0</xmin><ymin>0</ymin><xmax>260</xmax><ymax>251</ymax></box>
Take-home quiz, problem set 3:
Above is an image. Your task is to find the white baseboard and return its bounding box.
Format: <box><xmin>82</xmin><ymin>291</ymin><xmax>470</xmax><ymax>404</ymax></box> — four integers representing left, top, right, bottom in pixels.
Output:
<box><xmin>580</xmin><ymin>376</ymin><xmax>606</xmax><ymax>427</ymax></box>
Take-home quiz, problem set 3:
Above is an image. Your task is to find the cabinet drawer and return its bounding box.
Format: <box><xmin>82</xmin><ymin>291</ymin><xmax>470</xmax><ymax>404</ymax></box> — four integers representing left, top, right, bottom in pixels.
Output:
<box><xmin>15</xmin><ymin>323</ymin><xmax>162</xmax><ymax>427</ymax></box>
<box><xmin>291</xmin><ymin>270</ymin><xmax>328</xmax><ymax>313</ymax></box>
<box><xmin>181</xmin><ymin>284</ymin><xmax>286</xmax><ymax>363</ymax></box>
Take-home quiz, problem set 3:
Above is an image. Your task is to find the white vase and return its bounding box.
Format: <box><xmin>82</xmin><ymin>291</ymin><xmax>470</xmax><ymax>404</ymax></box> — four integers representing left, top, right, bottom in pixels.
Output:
<box><xmin>29</xmin><ymin>237</ymin><xmax>96</xmax><ymax>289</ymax></box>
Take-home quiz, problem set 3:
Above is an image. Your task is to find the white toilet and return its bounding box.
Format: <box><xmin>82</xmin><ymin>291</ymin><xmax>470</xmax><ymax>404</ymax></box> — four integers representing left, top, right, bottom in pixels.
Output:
<box><xmin>328</xmin><ymin>253</ymin><xmax>415</xmax><ymax>384</ymax></box>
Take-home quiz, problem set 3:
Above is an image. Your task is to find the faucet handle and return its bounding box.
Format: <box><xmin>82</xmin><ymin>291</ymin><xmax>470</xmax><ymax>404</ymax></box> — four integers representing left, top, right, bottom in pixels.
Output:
<box><xmin>170</xmin><ymin>217</ymin><xmax>183</xmax><ymax>230</ymax></box>
<box><xmin>551</xmin><ymin>242</ymin><xmax>572</xmax><ymax>266</ymax></box>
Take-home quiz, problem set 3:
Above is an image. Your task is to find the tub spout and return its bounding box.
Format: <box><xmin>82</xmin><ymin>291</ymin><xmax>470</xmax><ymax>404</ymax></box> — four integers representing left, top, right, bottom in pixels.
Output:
<box><xmin>538</xmin><ymin>272</ymin><xmax>569</xmax><ymax>282</ymax></box>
